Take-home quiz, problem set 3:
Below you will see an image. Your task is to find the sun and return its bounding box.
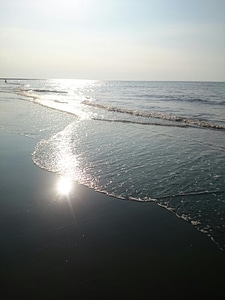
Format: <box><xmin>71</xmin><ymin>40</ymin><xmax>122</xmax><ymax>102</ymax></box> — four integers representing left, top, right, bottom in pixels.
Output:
<box><xmin>57</xmin><ymin>177</ymin><xmax>73</xmax><ymax>196</ymax></box>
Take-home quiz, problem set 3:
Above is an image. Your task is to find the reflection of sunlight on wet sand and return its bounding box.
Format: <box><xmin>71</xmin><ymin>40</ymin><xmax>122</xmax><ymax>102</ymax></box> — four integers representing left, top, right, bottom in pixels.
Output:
<box><xmin>55</xmin><ymin>176</ymin><xmax>76</xmax><ymax>220</ymax></box>
<box><xmin>38</xmin><ymin>120</ymin><xmax>86</xmax><ymax>202</ymax></box>
<box><xmin>57</xmin><ymin>176</ymin><xmax>73</xmax><ymax>196</ymax></box>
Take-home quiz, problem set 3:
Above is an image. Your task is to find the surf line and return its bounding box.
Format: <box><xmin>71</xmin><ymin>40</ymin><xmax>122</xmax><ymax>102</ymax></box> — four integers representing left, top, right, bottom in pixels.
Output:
<box><xmin>155</xmin><ymin>190</ymin><xmax>221</xmax><ymax>200</ymax></box>
<box><xmin>83</xmin><ymin>100</ymin><xmax>225</xmax><ymax>131</ymax></box>
<box><xmin>130</xmin><ymin>190</ymin><xmax>222</xmax><ymax>205</ymax></box>
<box><xmin>92</xmin><ymin>117</ymin><xmax>188</xmax><ymax>128</ymax></box>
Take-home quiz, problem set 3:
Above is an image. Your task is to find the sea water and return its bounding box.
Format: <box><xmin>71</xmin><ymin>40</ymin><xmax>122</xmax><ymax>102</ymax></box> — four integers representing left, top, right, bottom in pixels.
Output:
<box><xmin>1</xmin><ymin>79</ymin><xmax>225</xmax><ymax>250</ymax></box>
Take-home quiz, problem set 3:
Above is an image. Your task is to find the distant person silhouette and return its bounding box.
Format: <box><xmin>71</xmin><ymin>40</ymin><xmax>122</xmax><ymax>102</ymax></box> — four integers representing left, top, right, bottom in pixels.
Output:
<box><xmin>5</xmin><ymin>79</ymin><xmax>7</xmax><ymax>83</ymax></box>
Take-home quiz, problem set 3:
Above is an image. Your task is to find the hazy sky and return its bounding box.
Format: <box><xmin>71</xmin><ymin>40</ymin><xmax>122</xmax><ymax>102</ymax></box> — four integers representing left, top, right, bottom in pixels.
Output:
<box><xmin>1</xmin><ymin>0</ymin><xmax>225</xmax><ymax>81</ymax></box>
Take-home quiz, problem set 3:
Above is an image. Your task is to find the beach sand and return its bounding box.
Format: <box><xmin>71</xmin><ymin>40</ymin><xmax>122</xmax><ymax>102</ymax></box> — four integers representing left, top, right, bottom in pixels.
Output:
<box><xmin>1</xmin><ymin>131</ymin><xmax>225</xmax><ymax>299</ymax></box>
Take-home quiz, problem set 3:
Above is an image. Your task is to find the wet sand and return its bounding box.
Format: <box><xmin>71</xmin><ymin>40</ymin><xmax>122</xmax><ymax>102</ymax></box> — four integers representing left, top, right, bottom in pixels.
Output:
<box><xmin>1</xmin><ymin>131</ymin><xmax>225</xmax><ymax>299</ymax></box>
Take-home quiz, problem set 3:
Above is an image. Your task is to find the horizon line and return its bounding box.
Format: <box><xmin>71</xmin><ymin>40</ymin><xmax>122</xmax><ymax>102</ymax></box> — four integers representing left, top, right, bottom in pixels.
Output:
<box><xmin>1</xmin><ymin>77</ymin><xmax>225</xmax><ymax>83</ymax></box>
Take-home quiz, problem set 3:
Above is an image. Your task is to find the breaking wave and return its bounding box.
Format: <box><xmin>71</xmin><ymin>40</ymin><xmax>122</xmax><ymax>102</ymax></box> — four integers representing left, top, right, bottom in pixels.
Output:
<box><xmin>92</xmin><ymin>117</ymin><xmax>188</xmax><ymax>128</ymax></box>
<box><xmin>27</xmin><ymin>89</ymin><xmax>68</xmax><ymax>94</ymax></box>
<box><xmin>82</xmin><ymin>100</ymin><xmax>225</xmax><ymax>130</ymax></box>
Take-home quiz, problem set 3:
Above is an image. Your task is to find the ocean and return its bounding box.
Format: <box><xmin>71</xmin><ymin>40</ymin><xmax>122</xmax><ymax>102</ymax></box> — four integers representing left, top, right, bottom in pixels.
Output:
<box><xmin>1</xmin><ymin>79</ymin><xmax>225</xmax><ymax>251</ymax></box>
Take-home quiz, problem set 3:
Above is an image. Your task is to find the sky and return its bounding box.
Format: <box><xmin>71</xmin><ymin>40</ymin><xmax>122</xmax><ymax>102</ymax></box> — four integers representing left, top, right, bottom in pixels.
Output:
<box><xmin>0</xmin><ymin>0</ymin><xmax>225</xmax><ymax>81</ymax></box>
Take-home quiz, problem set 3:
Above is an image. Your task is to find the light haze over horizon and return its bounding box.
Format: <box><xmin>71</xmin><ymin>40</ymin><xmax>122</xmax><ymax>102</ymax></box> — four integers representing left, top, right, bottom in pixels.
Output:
<box><xmin>0</xmin><ymin>0</ymin><xmax>225</xmax><ymax>81</ymax></box>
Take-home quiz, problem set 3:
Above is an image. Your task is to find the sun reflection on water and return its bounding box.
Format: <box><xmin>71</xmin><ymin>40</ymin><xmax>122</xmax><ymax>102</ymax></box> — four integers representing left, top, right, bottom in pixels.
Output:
<box><xmin>57</xmin><ymin>176</ymin><xmax>73</xmax><ymax>196</ymax></box>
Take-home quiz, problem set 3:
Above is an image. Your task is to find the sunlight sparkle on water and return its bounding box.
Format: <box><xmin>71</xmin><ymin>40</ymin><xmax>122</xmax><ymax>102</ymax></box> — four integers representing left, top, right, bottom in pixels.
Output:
<box><xmin>57</xmin><ymin>177</ymin><xmax>73</xmax><ymax>195</ymax></box>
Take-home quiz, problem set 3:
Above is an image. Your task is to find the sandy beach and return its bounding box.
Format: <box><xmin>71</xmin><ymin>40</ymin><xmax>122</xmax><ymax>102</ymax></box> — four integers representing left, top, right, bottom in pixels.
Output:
<box><xmin>1</xmin><ymin>131</ymin><xmax>225</xmax><ymax>299</ymax></box>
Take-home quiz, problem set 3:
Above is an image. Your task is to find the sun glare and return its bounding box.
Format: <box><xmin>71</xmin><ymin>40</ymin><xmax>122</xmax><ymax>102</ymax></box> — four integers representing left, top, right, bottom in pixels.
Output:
<box><xmin>57</xmin><ymin>177</ymin><xmax>73</xmax><ymax>195</ymax></box>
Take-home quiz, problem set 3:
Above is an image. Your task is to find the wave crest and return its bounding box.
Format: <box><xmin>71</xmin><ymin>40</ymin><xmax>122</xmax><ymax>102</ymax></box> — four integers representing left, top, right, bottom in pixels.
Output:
<box><xmin>82</xmin><ymin>100</ymin><xmax>225</xmax><ymax>130</ymax></box>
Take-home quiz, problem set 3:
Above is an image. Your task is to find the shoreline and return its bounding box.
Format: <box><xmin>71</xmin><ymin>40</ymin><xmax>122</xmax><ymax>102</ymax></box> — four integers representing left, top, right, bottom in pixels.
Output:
<box><xmin>1</xmin><ymin>130</ymin><xmax>225</xmax><ymax>298</ymax></box>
